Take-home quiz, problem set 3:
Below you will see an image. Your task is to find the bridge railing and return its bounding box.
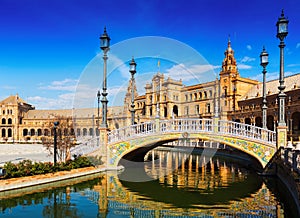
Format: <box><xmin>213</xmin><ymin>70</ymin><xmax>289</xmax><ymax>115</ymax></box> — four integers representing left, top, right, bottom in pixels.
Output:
<box><xmin>108</xmin><ymin>121</ymin><xmax>156</xmax><ymax>144</ymax></box>
<box><xmin>218</xmin><ymin>120</ymin><xmax>276</xmax><ymax>144</ymax></box>
<box><xmin>158</xmin><ymin>119</ymin><xmax>213</xmax><ymax>133</ymax></box>
<box><xmin>108</xmin><ymin>118</ymin><xmax>276</xmax><ymax>145</ymax></box>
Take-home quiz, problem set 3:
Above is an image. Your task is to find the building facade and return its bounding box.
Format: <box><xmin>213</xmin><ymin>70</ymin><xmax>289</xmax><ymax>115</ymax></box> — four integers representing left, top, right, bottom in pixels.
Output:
<box><xmin>1</xmin><ymin>40</ymin><xmax>299</xmax><ymax>143</ymax></box>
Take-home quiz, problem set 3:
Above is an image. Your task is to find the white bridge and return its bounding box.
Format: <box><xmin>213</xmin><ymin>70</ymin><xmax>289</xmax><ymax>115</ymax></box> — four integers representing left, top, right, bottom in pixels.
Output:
<box><xmin>72</xmin><ymin>118</ymin><xmax>277</xmax><ymax>168</ymax></box>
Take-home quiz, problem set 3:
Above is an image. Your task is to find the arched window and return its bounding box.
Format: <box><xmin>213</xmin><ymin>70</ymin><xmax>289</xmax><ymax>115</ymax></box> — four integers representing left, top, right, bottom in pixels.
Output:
<box><xmin>23</xmin><ymin>129</ymin><xmax>28</xmax><ymax>136</ymax></box>
<box><xmin>207</xmin><ymin>103</ymin><xmax>211</xmax><ymax>113</ymax></box>
<box><xmin>8</xmin><ymin>128</ymin><xmax>12</xmax><ymax>137</ymax></box>
<box><xmin>37</xmin><ymin>129</ymin><xmax>42</xmax><ymax>136</ymax></box>
<box><xmin>83</xmin><ymin>128</ymin><xmax>87</xmax><ymax>136</ymax></box>
<box><xmin>2</xmin><ymin>129</ymin><xmax>5</xmax><ymax>137</ymax></box>
<box><xmin>30</xmin><ymin>129</ymin><xmax>35</xmax><ymax>136</ymax></box>
<box><xmin>89</xmin><ymin>128</ymin><xmax>93</xmax><ymax>136</ymax></box>
<box><xmin>44</xmin><ymin>129</ymin><xmax>49</xmax><ymax>136</ymax></box>
<box><xmin>2</xmin><ymin>118</ymin><xmax>6</xmax><ymax>124</ymax></box>
<box><xmin>8</xmin><ymin>118</ymin><xmax>12</xmax><ymax>124</ymax></box>
<box><xmin>77</xmin><ymin>129</ymin><xmax>81</xmax><ymax>136</ymax></box>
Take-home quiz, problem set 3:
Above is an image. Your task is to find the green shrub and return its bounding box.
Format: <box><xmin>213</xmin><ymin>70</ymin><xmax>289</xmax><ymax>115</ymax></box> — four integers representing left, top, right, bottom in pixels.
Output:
<box><xmin>2</xmin><ymin>156</ymin><xmax>95</xmax><ymax>179</ymax></box>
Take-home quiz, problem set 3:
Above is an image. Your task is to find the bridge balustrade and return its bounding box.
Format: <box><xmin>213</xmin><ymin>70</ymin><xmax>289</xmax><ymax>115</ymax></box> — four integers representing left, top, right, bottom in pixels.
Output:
<box><xmin>218</xmin><ymin>120</ymin><xmax>276</xmax><ymax>144</ymax></box>
<box><xmin>108</xmin><ymin>118</ymin><xmax>276</xmax><ymax>145</ymax></box>
<box><xmin>281</xmin><ymin>146</ymin><xmax>300</xmax><ymax>174</ymax></box>
<box><xmin>167</xmin><ymin>119</ymin><xmax>213</xmax><ymax>132</ymax></box>
<box><xmin>108</xmin><ymin>121</ymin><xmax>156</xmax><ymax>143</ymax></box>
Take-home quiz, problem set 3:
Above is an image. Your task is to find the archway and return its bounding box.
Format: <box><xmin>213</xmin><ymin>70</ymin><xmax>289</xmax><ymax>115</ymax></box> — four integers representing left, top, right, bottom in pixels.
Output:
<box><xmin>245</xmin><ymin>118</ymin><xmax>251</xmax><ymax>125</ymax></box>
<box><xmin>2</xmin><ymin>129</ymin><xmax>5</xmax><ymax>137</ymax></box>
<box><xmin>44</xmin><ymin>129</ymin><xmax>49</xmax><ymax>136</ymax></box>
<box><xmin>291</xmin><ymin>112</ymin><xmax>300</xmax><ymax>140</ymax></box>
<box><xmin>8</xmin><ymin>128</ymin><xmax>12</xmax><ymax>137</ymax></box>
<box><xmin>173</xmin><ymin>105</ymin><xmax>178</xmax><ymax>118</ymax></box>
<box><xmin>83</xmin><ymin>128</ymin><xmax>87</xmax><ymax>136</ymax></box>
<box><xmin>255</xmin><ymin>117</ymin><xmax>262</xmax><ymax>128</ymax></box>
<box><xmin>267</xmin><ymin>115</ymin><xmax>274</xmax><ymax>131</ymax></box>
<box><xmin>164</xmin><ymin>107</ymin><xmax>167</xmax><ymax>118</ymax></box>
<box><xmin>23</xmin><ymin>129</ymin><xmax>28</xmax><ymax>136</ymax></box>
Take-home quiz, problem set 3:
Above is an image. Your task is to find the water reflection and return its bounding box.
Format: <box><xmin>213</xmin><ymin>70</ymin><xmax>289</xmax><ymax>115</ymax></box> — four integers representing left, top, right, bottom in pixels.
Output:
<box><xmin>0</xmin><ymin>149</ymin><xmax>286</xmax><ymax>217</ymax></box>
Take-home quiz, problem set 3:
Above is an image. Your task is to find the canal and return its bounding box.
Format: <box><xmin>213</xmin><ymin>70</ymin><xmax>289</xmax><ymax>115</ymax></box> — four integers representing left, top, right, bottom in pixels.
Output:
<box><xmin>0</xmin><ymin>148</ymin><xmax>298</xmax><ymax>217</ymax></box>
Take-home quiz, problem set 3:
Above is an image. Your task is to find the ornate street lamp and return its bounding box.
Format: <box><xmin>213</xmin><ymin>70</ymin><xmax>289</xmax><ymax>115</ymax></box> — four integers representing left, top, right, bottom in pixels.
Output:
<box><xmin>97</xmin><ymin>90</ymin><xmax>100</xmax><ymax>128</ymax></box>
<box><xmin>99</xmin><ymin>27</ymin><xmax>110</xmax><ymax>128</ymax></box>
<box><xmin>276</xmin><ymin>10</ymin><xmax>288</xmax><ymax>127</ymax></box>
<box><xmin>260</xmin><ymin>46</ymin><xmax>269</xmax><ymax>129</ymax></box>
<box><xmin>129</xmin><ymin>57</ymin><xmax>137</xmax><ymax>125</ymax></box>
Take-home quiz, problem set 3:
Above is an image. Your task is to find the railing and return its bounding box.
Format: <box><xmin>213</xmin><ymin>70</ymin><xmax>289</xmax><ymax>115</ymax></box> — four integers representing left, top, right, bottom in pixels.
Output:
<box><xmin>281</xmin><ymin>144</ymin><xmax>300</xmax><ymax>174</ymax></box>
<box><xmin>108</xmin><ymin>118</ymin><xmax>276</xmax><ymax>145</ymax></box>
<box><xmin>70</xmin><ymin>136</ymin><xmax>102</xmax><ymax>156</ymax></box>
<box><xmin>218</xmin><ymin>120</ymin><xmax>276</xmax><ymax>144</ymax></box>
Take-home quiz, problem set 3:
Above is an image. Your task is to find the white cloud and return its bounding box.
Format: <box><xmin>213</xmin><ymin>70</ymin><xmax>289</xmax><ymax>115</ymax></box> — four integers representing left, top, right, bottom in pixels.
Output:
<box><xmin>246</xmin><ymin>45</ymin><xmax>252</xmax><ymax>50</ymax></box>
<box><xmin>296</xmin><ymin>43</ymin><xmax>300</xmax><ymax>49</ymax></box>
<box><xmin>165</xmin><ymin>64</ymin><xmax>219</xmax><ymax>83</ymax></box>
<box><xmin>39</xmin><ymin>78</ymin><xmax>78</xmax><ymax>91</ymax></box>
<box><xmin>1</xmin><ymin>85</ymin><xmax>16</xmax><ymax>90</ymax></box>
<box><xmin>27</xmin><ymin>94</ymin><xmax>74</xmax><ymax>110</ymax></box>
<box><xmin>237</xmin><ymin>64</ymin><xmax>252</xmax><ymax>70</ymax></box>
<box><xmin>240</xmin><ymin>56</ymin><xmax>255</xmax><ymax>63</ymax></box>
<box><xmin>287</xmin><ymin>63</ymin><xmax>300</xmax><ymax>67</ymax></box>
<box><xmin>250</xmin><ymin>71</ymin><xmax>296</xmax><ymax>82</ymax></box>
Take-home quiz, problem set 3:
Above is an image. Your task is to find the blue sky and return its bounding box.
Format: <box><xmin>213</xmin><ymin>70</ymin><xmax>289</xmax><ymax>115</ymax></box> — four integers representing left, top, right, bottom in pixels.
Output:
<box><xmin>0</xmin><ymin>0</ymin><xmax>300</xmax><ymax>109</ymax></box>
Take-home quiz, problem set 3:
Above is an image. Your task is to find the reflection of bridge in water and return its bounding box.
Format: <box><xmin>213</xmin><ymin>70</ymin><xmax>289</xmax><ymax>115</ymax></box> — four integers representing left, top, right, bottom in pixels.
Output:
<box><xmin>73</xmin><ymin>118</ymin><xmax>277</xmax><ymax>168</ymax></box>
<box><xmin>81</xmin><ymin>150</ymin><xmax>280</xmax><ymax>217</ymax></box>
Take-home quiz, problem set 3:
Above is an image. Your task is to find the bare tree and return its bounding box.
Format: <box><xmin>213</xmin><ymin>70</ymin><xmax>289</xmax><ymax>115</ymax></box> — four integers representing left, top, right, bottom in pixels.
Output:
<box><xmin>42</xmin><ymin>115</ymin><xmax>76</xmax><ymax>162</ymax></box>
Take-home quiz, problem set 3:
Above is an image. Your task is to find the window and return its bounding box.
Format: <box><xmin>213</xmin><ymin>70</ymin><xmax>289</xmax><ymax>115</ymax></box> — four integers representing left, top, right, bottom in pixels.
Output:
<box><xmin>196</xmin><ymin>105</ymin><xmax>200</xmax><ymax>115</ymax></box>
<box><xmin>185</xmin><ymin>106</ymin><xmax>189</xmax><ymax>115</ymax></box>
<box><xmin>224</xmin><ymin>87</ymin><xmax>227</xmax><ymax>97</ymax></box>
<box><xmin>207</xmin><ymin>104</ymin><xmax>211</xmax><ymax>113</ymax></box>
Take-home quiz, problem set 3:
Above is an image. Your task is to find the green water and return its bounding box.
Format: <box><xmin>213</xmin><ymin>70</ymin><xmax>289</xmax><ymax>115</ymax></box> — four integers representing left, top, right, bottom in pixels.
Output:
<box><xmin>0</xmin><ymin>150</ymin><xmax>298</xmax><ymax>217</ymax></box>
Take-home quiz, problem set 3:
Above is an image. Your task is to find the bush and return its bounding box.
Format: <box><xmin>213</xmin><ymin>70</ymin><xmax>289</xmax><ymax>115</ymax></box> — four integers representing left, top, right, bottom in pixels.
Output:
<box><xmin>2</xmin><ymin>156</ymin><xmax>94</xmax><ymax>179</ymax></box>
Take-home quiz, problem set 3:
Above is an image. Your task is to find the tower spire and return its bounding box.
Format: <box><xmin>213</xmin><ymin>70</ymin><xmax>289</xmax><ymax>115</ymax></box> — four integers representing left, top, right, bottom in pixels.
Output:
<box><xmin>228</xmin><ymin>34</ymin><xmax>231</xmax><ymax>48</ymax></box>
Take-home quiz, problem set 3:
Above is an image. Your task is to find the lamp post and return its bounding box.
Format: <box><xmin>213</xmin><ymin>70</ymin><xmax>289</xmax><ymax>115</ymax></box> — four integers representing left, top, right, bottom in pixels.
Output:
<box><xmin>276</xmin><ymin>10</ymin><xmax>288</xmax><ymax>127</ymax></box>
<box><xmin>53</xmin><ymin>121</ymin><xmax>59</xmax><ymax>165</ymax></box>
<box><xmin>97</xmin><ymin>90</ymin><xmax>100</xmax><ymax>129</ymax></box>
<box><xmin>100</xmin><ymin>27</ymin><xmax>110</xmax><ymax>128</ymax></box>
<box><xmin>129</xmin><ymin>57</ymin><xmax>137</xmax><ymax>125</ymax></box>
<box><xmin>260</xmin><ymin>46</ymin><xmax>269</xmax><ymax>129</ymax></box>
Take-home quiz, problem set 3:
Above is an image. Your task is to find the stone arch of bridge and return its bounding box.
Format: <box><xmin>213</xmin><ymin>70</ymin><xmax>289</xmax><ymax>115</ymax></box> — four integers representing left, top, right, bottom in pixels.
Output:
<box><xmin>107</xmin><ymin>132</ymin><xmax>275</xmax><ymax>169</ymax></box>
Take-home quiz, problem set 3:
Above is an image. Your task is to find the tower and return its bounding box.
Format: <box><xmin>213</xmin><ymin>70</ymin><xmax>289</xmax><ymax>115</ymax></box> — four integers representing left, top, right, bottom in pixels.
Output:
<box><xmin>219</xmin><ymin>38</ymin><xmax>239</xmax><ymax>120</ymax></box>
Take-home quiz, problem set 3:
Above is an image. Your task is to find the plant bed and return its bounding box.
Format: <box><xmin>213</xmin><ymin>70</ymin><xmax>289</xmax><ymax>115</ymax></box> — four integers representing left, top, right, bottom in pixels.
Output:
<box><xmin>1</xmin><ymin>156</ymin><xmax>102</xmax><ymax>179</ymax></box>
